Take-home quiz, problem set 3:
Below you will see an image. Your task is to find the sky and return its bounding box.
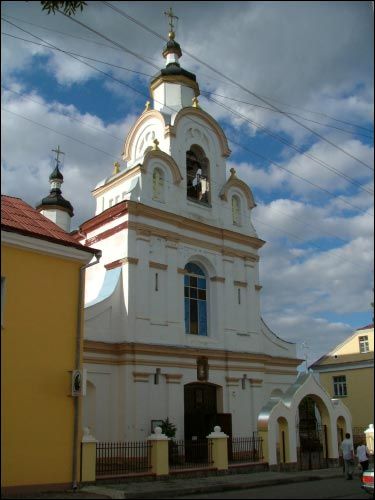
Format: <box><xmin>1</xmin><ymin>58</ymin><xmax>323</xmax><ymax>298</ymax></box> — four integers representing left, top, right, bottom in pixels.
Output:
<box><xmin>1</xmin><ymin>1</ymin><xmax>374</xmax><ymax>367</ymax></box>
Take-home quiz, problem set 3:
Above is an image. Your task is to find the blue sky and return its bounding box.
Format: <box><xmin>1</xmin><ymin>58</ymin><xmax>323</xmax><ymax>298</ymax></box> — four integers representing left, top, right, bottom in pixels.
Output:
<box><xmin>1</xmin><ymin>1</ymin><xmax>374</xmax><ymax>365</ymax></box>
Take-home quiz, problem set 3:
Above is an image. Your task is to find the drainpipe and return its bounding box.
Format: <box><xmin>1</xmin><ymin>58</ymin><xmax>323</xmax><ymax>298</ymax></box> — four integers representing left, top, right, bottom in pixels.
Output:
<box><xmin>72</xmin><ymin>250</ymin><xmax>102</xmax><ymax>490</ymax></box>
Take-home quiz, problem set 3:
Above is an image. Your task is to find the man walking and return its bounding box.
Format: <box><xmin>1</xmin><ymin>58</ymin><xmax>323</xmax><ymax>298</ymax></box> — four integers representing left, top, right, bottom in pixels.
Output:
<box><xmin>340</xmin><ymin>433</ymin><xmax>354</xmax><ymax>480</ymax></box>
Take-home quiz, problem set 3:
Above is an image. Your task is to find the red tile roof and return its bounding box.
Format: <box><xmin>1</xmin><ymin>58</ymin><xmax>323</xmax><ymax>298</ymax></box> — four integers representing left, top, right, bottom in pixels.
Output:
<box><xmin>1</xmin><ymin>195</ymin><xmax>98</xmax><ymax>255</ymax></box>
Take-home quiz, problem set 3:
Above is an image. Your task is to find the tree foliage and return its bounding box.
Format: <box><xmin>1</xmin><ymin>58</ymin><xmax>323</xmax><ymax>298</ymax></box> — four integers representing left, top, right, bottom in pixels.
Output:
<box><xmin>160</xmin><ymin>418</ymin><xmax>177</xmax><ymax>438</ymax></box>
<box><xmin>40</xmin><ymin>1</ymin><xmax>87</xmax><ymax>16</ymax></box>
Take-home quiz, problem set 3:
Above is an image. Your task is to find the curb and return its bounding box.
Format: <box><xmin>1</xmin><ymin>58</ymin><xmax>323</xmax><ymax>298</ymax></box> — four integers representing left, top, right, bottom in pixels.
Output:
<box><xmin>84</xmin><ymin>473</ymin><xmax>343</xmax><ymax>499</ymax></box>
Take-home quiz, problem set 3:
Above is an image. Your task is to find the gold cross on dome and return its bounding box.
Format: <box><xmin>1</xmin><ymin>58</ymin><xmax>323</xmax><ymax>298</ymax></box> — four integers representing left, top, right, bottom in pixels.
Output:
<box><xmin>164</xmin><ymin>7</ymin><xmax>178</xmax><ymax>35</ymax></box>
<box><xmin>113</xmin><ymin>162</ymin><xmax>120</xmax><ymax>175</ymax></box>
<box><xmin>52</xmin><ymin>145</ymin><xmax>65</xmax><ymax>164</ymax></box>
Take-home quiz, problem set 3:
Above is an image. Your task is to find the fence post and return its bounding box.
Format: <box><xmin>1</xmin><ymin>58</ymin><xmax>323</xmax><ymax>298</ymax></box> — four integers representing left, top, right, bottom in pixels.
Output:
<box><xmin>365</xmin><ymin>424</ymin><xmax>374</xmax><ymax>454</ymax></box>
<box><xmin>258</xmin><ymin>430</ymin><xmax>269</xmax><ymax>463</ymax></box>
<box><xmin>207</xmin><ymin>426</ymin><xmax>229</xmax><ymax>470</ymax></box>
<box><xmin>81</xmin><ymin>427</ymin><xmax>97</xmax><ymax>482</ymax></box>
<box><xmin>148</xmin><ymin>426</ymin><xmax>169</xmax><ymax>476</ymax></box>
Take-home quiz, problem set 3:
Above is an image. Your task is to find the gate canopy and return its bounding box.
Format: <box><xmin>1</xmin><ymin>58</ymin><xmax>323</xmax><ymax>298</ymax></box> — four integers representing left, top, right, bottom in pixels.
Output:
<box><xmin>257</xmin><ymin>373</ymin><xmax>352</xmax><ymax>465</ymax></box>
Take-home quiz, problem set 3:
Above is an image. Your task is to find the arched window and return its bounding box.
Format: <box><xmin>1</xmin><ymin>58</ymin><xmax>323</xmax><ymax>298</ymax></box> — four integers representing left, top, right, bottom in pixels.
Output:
<box><xmin>184</xmin><ymin>262</ymin><xmax>207</xmax><ymax>336</ymax></box>
<box><xmin>186</xmin><ymin>145</ymin><xmax>210</xmax><ymax>204</ymax></box>
<box><xmin>152</xmin><ymin>167</ymin><xmax>164</xmax><ymax>202</ymax></box>
<box><xmin>232</xmin><ymin>195</ymin><xmax>241</xmax><ymax>225</ymax></box>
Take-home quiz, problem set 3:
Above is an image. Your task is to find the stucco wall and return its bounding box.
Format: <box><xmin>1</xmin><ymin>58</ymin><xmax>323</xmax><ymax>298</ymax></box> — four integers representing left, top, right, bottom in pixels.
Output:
<box><xmin>1</xmin><ymin>244</ymin><xmax>82</xmax><ymax>488</ymax></box>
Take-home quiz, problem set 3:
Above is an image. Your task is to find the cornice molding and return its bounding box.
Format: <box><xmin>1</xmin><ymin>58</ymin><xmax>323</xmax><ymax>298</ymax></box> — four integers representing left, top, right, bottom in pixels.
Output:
<box><xmin>83</xmin><ymin>340</ymin><xmax>300</xmax><ymax>368</ymax></box>
<box><xmin>1</xmin><ymin>230</ymin><xmax>95</xmax><ymax>263</ymax></box>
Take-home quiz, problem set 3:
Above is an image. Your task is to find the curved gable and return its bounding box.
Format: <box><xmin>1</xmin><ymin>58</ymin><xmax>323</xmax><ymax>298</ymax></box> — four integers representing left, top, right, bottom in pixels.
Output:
<box><xmin>143</xmin><ymin>148</ymin><xmax>183</xmax><ymax>185</ymax></box>
<box><xmin>220</xmin><ymin>169</ymin><xmax>256</xmax><ymax>209</ymax></box>
<box><xmin>173</xmin><ymin>107</ymin><xmax>231</xmax><ymax>158</ymax></box>
<box><xmin>122</xmin><ymin>110</ymin><xmax>166</xmax><ymax>162</ymax></box>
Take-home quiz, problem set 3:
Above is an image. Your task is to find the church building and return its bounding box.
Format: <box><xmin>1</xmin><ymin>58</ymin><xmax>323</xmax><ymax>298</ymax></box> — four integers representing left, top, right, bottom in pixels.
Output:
<box><xmin>74</xmin><ymin>17</ymin><xmax>345</xmax><ymax>451</ymax></box>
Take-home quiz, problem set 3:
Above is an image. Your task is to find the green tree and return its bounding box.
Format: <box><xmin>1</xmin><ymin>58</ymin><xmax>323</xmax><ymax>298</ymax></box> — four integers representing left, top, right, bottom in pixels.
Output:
<box><xmin>39</xmin><ymin>1</ymin><xmax>87</xmax><ymax>16</ymax></box>
<box><xmin>160</xmin><ymin>417</ymin><xmax>177</xmax><ymax>438</ymax></box>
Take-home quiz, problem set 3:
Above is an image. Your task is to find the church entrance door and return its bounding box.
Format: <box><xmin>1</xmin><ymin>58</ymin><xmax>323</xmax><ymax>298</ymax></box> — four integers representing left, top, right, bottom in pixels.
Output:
<box><xmin>184</xmin><ymin>383</ymin><xmax>220</xmax><ymax>461</ymax></box>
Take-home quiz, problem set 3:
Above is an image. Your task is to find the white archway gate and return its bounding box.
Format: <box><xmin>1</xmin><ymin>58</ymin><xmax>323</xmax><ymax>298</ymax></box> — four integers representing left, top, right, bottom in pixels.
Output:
<box><xmin>257</xmin><ymin>373</ymin><xmax>352</xmax><ymax>469</ymax></box>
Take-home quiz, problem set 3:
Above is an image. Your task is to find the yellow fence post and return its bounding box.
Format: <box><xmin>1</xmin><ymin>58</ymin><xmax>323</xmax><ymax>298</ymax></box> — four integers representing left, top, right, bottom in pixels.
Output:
<box><xmin>148</xmin><ymin>426</ymin><xmax>169</xmax><ymax>476</ymax></box>
<box><xmin>207</xmin><ymin>426</ymin><xmax>229</xmax><ymax>470</ymax></box>
<box><xmin>80</xmin><ymin>427</ymin><xmax>97</xmax><ymax>483</ymax></box>
<box><xmin>365</xmin><ymin>424</ymin><xmax>374</xmax><ymax>454</ymax></box>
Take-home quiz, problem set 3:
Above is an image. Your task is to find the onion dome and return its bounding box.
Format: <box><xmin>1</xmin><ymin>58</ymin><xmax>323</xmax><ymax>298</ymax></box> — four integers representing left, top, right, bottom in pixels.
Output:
<box><xmin>36</xmin><ymin>148</ymin><xmax>74</xmax><ymax>217</ymax></box>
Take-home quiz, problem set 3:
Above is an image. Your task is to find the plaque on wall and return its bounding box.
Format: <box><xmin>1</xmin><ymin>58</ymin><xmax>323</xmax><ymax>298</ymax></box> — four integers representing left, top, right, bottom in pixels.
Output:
<box><xmin>197</xmin><ymin>357</ymin><xmax>209</xmax><ymax>381</ymax></box>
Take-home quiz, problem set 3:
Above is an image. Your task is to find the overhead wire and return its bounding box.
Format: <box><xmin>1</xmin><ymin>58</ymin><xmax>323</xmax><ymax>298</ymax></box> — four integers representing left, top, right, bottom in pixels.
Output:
<box><xmin>3</xmin><ymin>14</ymin><xmax>373</xmax><ymax>138</ymax></box>
<box><xmin>2</xmin><ymin>16</ymin><xmax>372</xmax><ymax>217</ymax></box>
<box><xmin>3</xmin><ymin>29</ymin><xmax>371</xmax><ymax>142</ymax></box>
<box><xmin>101</xmin><ymin>1</ymin><xmax>374</xmax><ymax>172</ymax></box>
<box><xmin>2</xmin><ymin>104</ymin><xmax>373</xmax><ymax>275</ymax></box>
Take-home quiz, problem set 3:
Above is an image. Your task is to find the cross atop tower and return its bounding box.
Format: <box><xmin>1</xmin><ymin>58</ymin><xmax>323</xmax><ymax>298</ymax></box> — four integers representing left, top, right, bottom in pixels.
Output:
<box><xmin>164</xmin><ymin>7</ymin><xmax>178</xmax><ymax>38</ymax></box>
<box><xmin>52</xmin><ymin>145</ymin><xmax>65</xmax><ymax>166</ymax></box>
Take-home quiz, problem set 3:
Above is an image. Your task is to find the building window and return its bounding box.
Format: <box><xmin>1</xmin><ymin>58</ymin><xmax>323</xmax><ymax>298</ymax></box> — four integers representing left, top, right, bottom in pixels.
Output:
<box><xmin>184</xmin><ymin>263</ymin><xmax>207</xmax><ymax>336</ymax></box>
<box><xmin>186</xmin><ymin>145</ymin><xmax>210</xmax><ymax>204</ymax></box>
<box><xmin>232</xmin><ymin>195</ymin><xmax>241</xmax><ymax>225</ymax></box>
<box><xmin>152</xmin><ymin>167</ymin><xmax>165</xmax><ymax>202</ymax></box>
<box><xmin>359</xmin><ymin>335</ymin><xmax>369</xmax><ymax>353</ymax></box>
<box><xmin>155</xmin><ymin>273</ymin><xmax>159</xmax><ymax>292</ymax></box>
<box><xmin>238</xmin><ymin>288</ymin><xmax>241</xmax><ymax>305</ymax></box>
<box><xmin>333</xmin><ymin>376</ymin><xmax>347</xmax><ymax>397</ymax></box>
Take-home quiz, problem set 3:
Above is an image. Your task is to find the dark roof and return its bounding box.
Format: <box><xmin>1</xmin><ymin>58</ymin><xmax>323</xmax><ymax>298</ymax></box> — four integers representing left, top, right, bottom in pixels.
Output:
<box><xmin>151</xmin><ymin>63</ymin><xmax>197</xmax><ymax>86</ymax></box>
<box><xmin>357</xmin><ymin>323</ymin><xmax>374</xmax><ymax>331</ymax></box>
<box><xmin>162</xmin><ymin>38</ymin><xmax>182</xmax><ymax>58</ymax></box>
<box><xmin>1</xmin><ymin>195</ymin><xmax>98</xmax><ymax>255</ymax></box>
<box><xmin>49</xmin><ymin>164</ymin><xmax>64</xmax><ymax>181</ymax></box>
<box><xmin>36</xmin><ymin>188</ymin><xmax>74</xmax><ymax>216</ymax></box>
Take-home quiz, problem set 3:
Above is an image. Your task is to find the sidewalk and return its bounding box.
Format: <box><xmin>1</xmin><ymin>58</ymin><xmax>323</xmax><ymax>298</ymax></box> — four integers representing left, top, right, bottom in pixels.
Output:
<box><xmin>81</xmin><ymin>467</ymin><xmax>345</xmax><ymax>499</ymax></box>
<box><xmin>2</xmin><ymin>467</ymin><xmax>347</xmax><ymax>499</ymax></box>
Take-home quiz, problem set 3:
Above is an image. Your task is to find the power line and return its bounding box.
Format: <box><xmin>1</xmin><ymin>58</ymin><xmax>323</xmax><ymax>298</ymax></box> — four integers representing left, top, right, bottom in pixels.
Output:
<box><xmin>2</xmin><ymin>17</ymin><xmax>372</xmax><ymax>216</ymax></box>
<box><xmin>1</xmin><ymin>107</ymin><xmax>119</xmax><ymax>160</ymax></box>
<box><xmin>206</xmin><ymin>94</ymin><xmax>373</xmax><ymax>195</ymax></box>
<box><xmin>101</xmin><ymin>1</ymin><xmax>374</xmax><ymax>172</ymax></box>
<box><xmin>3</xmin><ymin>28</ymin><xmax>372</xmax><ymax>143</ymax></box>
<box><xmin>2</xmin><ymin>106</ymin><xmax>373</xmax><ymax>274</ymax></box>
<box><xmin>1</xmin><ymin>84</ymin><xmax>124</xmax><ymax>142</ymax></box>
<box><xmin>3</xmin><ymin>13</ymin><xmax>373</xmax><ymax>136</ymax></box>
<box><xmin>1</xmin><ymin>32</ymin><xmax>154</xmax><ymax>78</ymax></box>
<box><xmin>200</xmin><ymin>90</ymin><xmax>373</xmax><ymax>140</ymax></box>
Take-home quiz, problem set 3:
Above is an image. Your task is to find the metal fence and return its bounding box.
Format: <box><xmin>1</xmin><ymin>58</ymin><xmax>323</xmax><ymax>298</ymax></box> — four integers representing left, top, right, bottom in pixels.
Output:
<box><xmin>96</xmin><ymin>441</ymin><xmax>151</xmax><ymax>477</ymax></box>
<box><xmin>169</xmin><ymin>439</ymin><xmax>213</xmax><ymax>470</ymax></box>
<box><xmin>228</xmin><ymin>436</ymin><xmax>263</xmax><ymax>463</ymax></box>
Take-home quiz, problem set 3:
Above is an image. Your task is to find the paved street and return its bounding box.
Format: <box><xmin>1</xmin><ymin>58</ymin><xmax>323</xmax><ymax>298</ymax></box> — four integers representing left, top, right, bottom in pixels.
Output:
<box><xmin>177</xmin><ymin>477</ymin><xmax>368</xmax><ymax>499</ymax></box>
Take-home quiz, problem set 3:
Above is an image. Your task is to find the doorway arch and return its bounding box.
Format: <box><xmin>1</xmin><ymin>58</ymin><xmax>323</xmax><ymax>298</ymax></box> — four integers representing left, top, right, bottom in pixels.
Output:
<box><xmin>184</xmin><ymin>382</ymin><xmax>224</xmax><ymax>440</ymax></box>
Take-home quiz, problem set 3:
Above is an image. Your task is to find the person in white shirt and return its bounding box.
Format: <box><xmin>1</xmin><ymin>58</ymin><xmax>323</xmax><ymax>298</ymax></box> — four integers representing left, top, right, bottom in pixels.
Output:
<box><xmin>356</xmin><ymin>440</ymin><xmax>370</xmax><ymax>474</ymax></box>
<box><xmin>340</xmin><ymin>433</ymin><xmax>354</xmax><ymax>480</ymax></box>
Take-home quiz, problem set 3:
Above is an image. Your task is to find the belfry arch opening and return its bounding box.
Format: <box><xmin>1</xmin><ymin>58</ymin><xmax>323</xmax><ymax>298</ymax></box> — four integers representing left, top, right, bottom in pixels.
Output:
<box><xmin>186</xmin><ymin>145</ymin><xmax>210</xmax><ymax>204</ymax></box>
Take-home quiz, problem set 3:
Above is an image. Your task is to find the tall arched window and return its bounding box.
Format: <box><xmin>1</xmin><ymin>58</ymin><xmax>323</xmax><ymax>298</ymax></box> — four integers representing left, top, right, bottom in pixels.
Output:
<box><xmin>232</xmin><ymin>195</ymin><xmax>241</xmax><ymax>225</ymax></box>
<box><xmin>184</xmin><ymin>262</ymin><xmax>207</xmax><ymax>336</ymax></box>
<box><xmin>186</xmin><ymin>145</ymin><xmax>210</xmax><ymax>204</ymax></box>
<box><xmin>152</xmin><ymin>167</ymin><xmax>164</xmax><ymax>202</ymax></box>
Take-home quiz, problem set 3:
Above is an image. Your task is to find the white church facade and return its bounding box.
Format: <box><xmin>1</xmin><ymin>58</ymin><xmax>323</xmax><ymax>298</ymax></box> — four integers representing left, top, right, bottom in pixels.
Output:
<box><xmin>63</xmin><ymin>19</ymin><xmax>352</xmax><ymax>464</ymax></box>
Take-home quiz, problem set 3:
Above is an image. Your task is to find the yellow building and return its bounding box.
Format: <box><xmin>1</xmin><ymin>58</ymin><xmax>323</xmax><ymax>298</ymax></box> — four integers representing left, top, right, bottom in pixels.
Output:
<box><xmin>1</xmin><ymin>194</ymin><xmax>100</xmax><ymax>494</ymax></box>
<box><xmin>310</xmin><ymin>324</ymin><xmax>374</xmax><ymax>437</ymax></box>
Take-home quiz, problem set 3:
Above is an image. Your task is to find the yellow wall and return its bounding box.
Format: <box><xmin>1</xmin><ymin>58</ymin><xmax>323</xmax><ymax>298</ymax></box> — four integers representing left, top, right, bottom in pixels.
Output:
<box><xmin>1</xmin><ymin>243</ymin><xmax>83</xmax><ymax>488</ymax></box>
<box><xmin>335</xmin><ymin>330</ymin><xmax>374</xmax><ymax>356</ymax></box>
<box><xmin>319</xmin><ymin>367</ymin><xmax>374</xmax><ymax>428</ymax></box>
